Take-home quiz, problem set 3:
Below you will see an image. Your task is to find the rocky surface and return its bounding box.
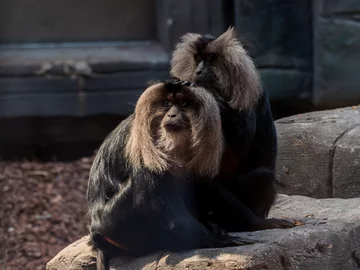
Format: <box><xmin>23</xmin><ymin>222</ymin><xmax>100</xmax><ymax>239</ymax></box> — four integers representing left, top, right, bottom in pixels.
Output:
<box><xmin>46</xmin><ymin>236</ymin><xmax>96</xmax><ymax>270</ymax></box>
<box><xmin>46</xmin><ymin>194</ymin><xmax>360</xmax><ymax>270</ymax></box>
<box><xmin>275</xmin><ymin>106</ymin><xmax>360</xmax><ymax>198</ymax></box>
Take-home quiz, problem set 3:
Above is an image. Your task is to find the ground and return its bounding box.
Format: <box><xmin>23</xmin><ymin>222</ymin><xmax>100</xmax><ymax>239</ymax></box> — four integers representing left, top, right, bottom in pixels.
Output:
<box><xmin>0</xmin><ymin>156</ymin><xmax>94</xmax><ymax>270</ymax></box>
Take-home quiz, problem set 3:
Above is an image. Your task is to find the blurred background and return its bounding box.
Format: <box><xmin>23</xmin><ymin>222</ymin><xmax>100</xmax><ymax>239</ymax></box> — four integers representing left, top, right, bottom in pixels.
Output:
<box><xmin>0</xmin><ymin>0</ymin><xmax>359</xmax><ymax>269</ymax></box>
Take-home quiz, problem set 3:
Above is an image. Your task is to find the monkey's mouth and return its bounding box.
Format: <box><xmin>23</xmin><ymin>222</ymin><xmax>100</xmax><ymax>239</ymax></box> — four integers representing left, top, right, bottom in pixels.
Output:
<box><xmin>164</xmin><ymin>123</ymin><xmax>183</xmax><ymax>132</ymax></box>
<box><xmin>193</xmin><ymin>76</ymin><xmax>216</xmax><ymax>88</ymax></box>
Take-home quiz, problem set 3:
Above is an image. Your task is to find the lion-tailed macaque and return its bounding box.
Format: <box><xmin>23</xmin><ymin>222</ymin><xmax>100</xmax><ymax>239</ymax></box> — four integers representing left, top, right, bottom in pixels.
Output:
<box><xmin>87</xmin><ymin>79</ymin><xmax>252</xmax><ymax>270</ymax></box>
<box><xmin>170</xmin><ymin>27</ymin><xmax>294</xmax><ymax>232</ymax></box>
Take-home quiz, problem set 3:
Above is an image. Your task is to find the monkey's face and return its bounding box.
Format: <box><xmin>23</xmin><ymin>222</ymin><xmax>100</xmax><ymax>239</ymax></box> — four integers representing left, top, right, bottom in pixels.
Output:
<box><xmin>135</xmin><ymin>83</ymin><xmax>200</xmax><ymax>140</ymax></box>
<box><xmin>128</xmin><ymin>81</ymin><xmax>224</xmax><ymax>176</ymax></box>
<box><xmin>170</xmin><ymin>28</ymin><xmax>262</xmax><ymax>110</ymax></box>
<box><xmin>170</xmin><ymin>30</ymin><xmax>243</xmax><ymax>103</ymax></box>
<box><xmin>160</xmin><ymin>92</ymin><xmax>193</xmax><ymax>133</ymax></box>
<box><xmin>190</xmin><ymin>34</ymin><xmax>218</xmax><ymax>87</ymax></box>
<box><xmin>170</xmin><ymin>32</ymin><xmax>226</xmax><ymax>89</ymax></box>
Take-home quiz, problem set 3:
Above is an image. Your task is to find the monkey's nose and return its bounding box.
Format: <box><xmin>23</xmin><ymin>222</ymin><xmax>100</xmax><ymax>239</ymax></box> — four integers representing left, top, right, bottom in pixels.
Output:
<box><xmin>195</xmin><ymin>70</ymin><xmax>202</xmax><ymax>75</ymax></box>
<box><xmin>167</xmin><ymin>114</ymin><xmax>177</xmax><ymax>118</ymax></box>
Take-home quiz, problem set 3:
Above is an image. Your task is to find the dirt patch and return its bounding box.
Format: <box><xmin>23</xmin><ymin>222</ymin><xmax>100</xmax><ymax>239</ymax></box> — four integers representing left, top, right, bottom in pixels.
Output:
<box><xmin>0</xmin><ymin>156</ymin><xmax>94</xmax><ymax>270</ymax></box>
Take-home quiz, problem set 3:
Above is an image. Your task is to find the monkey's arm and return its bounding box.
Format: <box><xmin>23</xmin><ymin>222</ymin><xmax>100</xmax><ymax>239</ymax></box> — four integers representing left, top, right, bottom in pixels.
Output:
<box><xmin>217</xmin><ymin>90</ymin><xmax>293</xmax><ymax>228</ymax></box>
<box><xmin>88</xmin><ymin>178</ymin><xmax>133</xmax><ymax>229</ymax></box>
<box><xmin>87</xmin><ymin>115</ymin><xmax>133</xmax><ymax>196</ymax></box>
<box><xmin>248</xmin><ymin>89</ymin><xmax>277</xmax><ymax>170</ymax></box>
<box><xmin>237</xmin><ymin>90</ymin><xmax>279</xmax><ymax>218</ymax></box>
<box><xmin>214</xmin><ymin>181</ymin><xmax>293</xmax><ymax>231</ymax></box>
<box><xmin>87</xmin><ymin>115</ymin><xmax>137</xmax><ymax>240</ymax></box>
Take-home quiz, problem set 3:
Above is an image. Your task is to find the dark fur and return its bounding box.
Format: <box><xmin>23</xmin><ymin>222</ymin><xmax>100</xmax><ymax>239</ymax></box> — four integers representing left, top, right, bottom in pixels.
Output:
<box><xmin>171</xmin><ymin>28</ymin><xmax>294</xmax><ymax>232</ymax></box>
<box><xmin>86</xmin><ymin>80</ymin><xmax>251</xmax><ymax>270</ymax></box>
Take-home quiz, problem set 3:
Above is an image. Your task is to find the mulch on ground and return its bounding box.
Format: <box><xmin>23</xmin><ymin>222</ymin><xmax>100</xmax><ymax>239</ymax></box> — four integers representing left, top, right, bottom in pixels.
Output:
<box><xmin>0</xmin><ymin>156</ymin><xmax>95</xmax><ymax>270</ymax></box>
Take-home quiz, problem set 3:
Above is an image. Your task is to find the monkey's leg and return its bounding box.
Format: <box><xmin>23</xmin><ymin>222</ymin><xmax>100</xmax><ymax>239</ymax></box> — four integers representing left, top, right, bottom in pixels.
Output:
<box><xmin>234</xmin><ymin>167</ymin><xmax>276</xmax><ymax>218</ymax></box>
<box><xmin>162</xmin><ymin>210</ymin><xmax>257</xmax><ymax>248</ymax></box>
<box><xmin>145</xmin><ymin>181</ymin><xmax>256</xmax><ymax>250</ymax></box>
<box><xmin>232</xmin><ymin>168</ymin><xmax>295</xmax><ymax>230</ymax></box>
<box><xmin>89</xmin><ymin>179</ymin><xmax>136</xmax><ymax>269</ymax></box>
<box><xmin>217</xmin><ymin>177</ymin><xmax>294</xmax><ymax>231</ymax></box>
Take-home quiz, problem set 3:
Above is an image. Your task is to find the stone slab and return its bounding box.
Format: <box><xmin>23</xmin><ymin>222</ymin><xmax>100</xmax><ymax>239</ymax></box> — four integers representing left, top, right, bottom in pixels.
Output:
<box><xmin>46</xmin><ymin>195</ymin><xmax>360</xmax><ymax>270</ymax></box>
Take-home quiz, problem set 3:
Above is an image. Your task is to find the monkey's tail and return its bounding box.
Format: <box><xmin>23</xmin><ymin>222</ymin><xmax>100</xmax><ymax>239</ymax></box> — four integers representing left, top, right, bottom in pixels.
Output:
<box><xmin>90</xmin><ymin>233</ymin><xmax>110</xmax><ymax>270</ymax></box>
<box><xmin>96</xmin><ymin>249</ymin><xmax>109</xmax><ymax>270</ymax></box>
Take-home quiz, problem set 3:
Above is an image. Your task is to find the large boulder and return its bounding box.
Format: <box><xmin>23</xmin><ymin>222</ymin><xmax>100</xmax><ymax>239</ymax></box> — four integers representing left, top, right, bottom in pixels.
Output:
<box><xmin>46</xmin><ymin>195</ymin><xmax>360</xmax><ymax>270</ymax></box>
<box><xmin>275</xmin><ymin>106</ymin><xmax>360</xmax><ymax>198</ymax></box>
<box><xmin>46</xmin><ymin>236</ymin><xmax>96</xmax><ymax>270</ymax></box>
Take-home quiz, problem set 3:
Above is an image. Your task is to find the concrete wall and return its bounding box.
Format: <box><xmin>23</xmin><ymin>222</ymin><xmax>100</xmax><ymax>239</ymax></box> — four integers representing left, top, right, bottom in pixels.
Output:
<box><xmin>235</xmin><ymin>0</ymin><xmax>360</xmax><ymax>108</ymax></box>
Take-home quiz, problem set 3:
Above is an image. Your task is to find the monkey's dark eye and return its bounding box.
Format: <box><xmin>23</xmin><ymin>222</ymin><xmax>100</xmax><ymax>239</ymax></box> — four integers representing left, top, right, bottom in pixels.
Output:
<box><xmin>194</xmin><ymin>54</ymin><xmax>202</xmax><ymax>63</ymax></box>
<box><xmin>205</xmin><ymin>53</ymin><xmax>216</xmax><ymax>62</ymax></box>
<box><xmin>178</xmin><ymin>100</ymin><xmax>187</xmax><ymax>107</ymax></box>
<box><xmin>163</xmin><ymin>100</ymin><xmax>172</xmax><ymax>107</ymax></box>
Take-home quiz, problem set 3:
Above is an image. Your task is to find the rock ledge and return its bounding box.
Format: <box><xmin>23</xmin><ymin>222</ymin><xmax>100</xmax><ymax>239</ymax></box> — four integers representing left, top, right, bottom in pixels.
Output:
<box><xmin>47</xmin><ymin>195</ymin><xmax>360</xmax><ymax>270</ymax></box>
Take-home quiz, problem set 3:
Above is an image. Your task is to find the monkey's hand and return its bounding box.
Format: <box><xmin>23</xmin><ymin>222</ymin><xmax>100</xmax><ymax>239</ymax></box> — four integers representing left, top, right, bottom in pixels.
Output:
<box><xmin>207</xmin><ymin>221</ymin><xmax>227</xmax><ymax>236</ymax></box>
<box><xmin>166</xmin><ymin>77</ymin><xmax>197</xmax><ymax>88</ymax></box>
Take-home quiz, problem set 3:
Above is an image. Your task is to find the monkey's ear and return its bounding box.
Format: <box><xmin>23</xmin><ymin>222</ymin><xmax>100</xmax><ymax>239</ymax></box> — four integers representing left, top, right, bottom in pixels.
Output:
<box><xmin>225</xmin><ymin>26</ymin><xmax>237</xmax><ymax>38</ymax></box>
<box><xmin>213</xmin><ymin>26</ymin><xmax>238</xmax><ymax>47</ymax></box>
<box><xmin>179</xmin><ymin>33</ymin><xmax>202</xmax><ymax>45</ymax></box>
<box><xmin>147</xmin><ymin>79</ymin><xmax>163</xmax><ymax>87</ymax></box>
<box><xmin>140</xmin><ymin>83</ymin><xmax>166</xmax><ymax>100</ymax></box>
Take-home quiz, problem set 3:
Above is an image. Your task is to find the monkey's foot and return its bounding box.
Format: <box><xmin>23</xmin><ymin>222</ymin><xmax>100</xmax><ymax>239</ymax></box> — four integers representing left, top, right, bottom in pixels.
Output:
<box><xmin>230</xmin><ymin>236</ymin><xmax>259</xmax><ymax>246</ymax></box>
<box><xmin>207</xmin><ymin>222</ymin><xmax>227</xmax><ymax>236</ymax></box>
<box><xmin>215</xmin><ymin>235</ymin><xmax>259</xmax><ymax>248</ymax></box>
<box><xmin>252</xmin><ymin>218</ymin><xmax>295</xmax><ymax>231</ymax></box>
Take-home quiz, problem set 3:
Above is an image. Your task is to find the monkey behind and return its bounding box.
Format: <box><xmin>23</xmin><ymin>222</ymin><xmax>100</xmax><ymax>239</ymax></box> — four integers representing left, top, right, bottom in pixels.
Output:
<box><xmin>170</xmin><ymin>28</ymin><xmax>294</xmax><ymax>232</ymax></box>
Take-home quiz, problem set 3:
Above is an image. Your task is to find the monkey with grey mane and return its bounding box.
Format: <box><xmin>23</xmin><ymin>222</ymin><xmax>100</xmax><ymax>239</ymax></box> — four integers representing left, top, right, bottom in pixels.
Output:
<box><xmin>170</xmin><ymin>27</ymin><xmax>294</xmax><ymax>232</ymax></box>
<box><xmin>87</xmin><ymin>79</ymin><xmax>253</xmax><ymax>270</ymax></box>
